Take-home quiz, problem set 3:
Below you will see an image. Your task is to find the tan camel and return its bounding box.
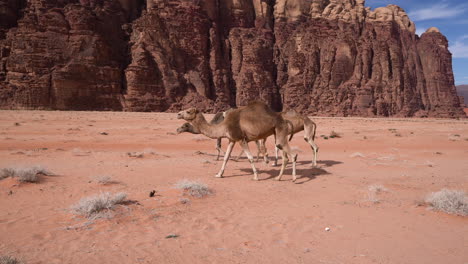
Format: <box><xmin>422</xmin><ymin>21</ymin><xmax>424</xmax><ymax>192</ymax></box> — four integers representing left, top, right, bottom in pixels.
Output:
<box><xmin>177</xmin><ymin>101</ymin><xmax>297</xmax><ymax>181</ymax></box>
<box><xmin>176</xmin><ymin>113</ymin><xmax>225</xmax><ymax>160</ymax></box>
<box><xmin>177</xmin><ymin>122</ymin><xmax>266</xmax><ymax>162</ymax></box>
<box><xmin>274</xmin><ymin>110</ymin><xmax>319</xmax><ymax>167</ymax></box>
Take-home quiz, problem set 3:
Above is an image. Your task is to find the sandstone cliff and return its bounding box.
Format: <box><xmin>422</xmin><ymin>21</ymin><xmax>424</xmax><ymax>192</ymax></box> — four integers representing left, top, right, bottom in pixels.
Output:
<box><xmin>0</xmin><ymin>0</ymin><xmax>465</xmax><ymax>117</ymax></box>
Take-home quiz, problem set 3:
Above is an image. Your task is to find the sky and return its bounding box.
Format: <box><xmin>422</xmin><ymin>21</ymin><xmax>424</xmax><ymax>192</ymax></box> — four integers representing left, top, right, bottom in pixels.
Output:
<box><xmin>366</xmin><ymin>0</ymin><xmax>468</xmax><ymax>85</ymax></box>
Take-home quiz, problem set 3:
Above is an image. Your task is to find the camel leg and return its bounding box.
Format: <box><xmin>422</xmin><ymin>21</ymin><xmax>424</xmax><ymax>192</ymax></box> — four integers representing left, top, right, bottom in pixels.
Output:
<box><xmin>309</xmin><ymin>140</ymin><xmax>319</xmax><ymax>167</ymax></box>
<box><xmin>273</xmin><ymin>145</ymin><xmax>280</xmax><ymax>166</ymax></box>
<box><xmin>240</xmin><ymin>140</ymin><xmax>259</xmax><ymax>181</ymax></box>
<box><xmin>259</xmin><ymin>139</ymin><xmax>269</xmax><ymax>165</ymax></box>
<box><xmin>275</xmin><ymin>124</ymin><xmax>298</xmax><ymax>181</ymax></box>
<box><xmin>276</xmin><ymin>144</ymin><xmax>298</xmax><ymax>182</ymax></box>
<box><xmin>255</xmin><ymin>140</ymin><xmax>261</xmax><ymax>162</ymax></box>
<box><xmin>216</xmin><ymin>141</ymin><xmax>235</xmax><ymax>178</ymax></box>
<box><xmin>215</xmin><ymin>138</ymin><xmax>223</xmax><ymax>161</ymax></box>
<box><xmin>276</xmin><ymin>150</ymin><xmax>288</xmax><ymax>181</ymax></box>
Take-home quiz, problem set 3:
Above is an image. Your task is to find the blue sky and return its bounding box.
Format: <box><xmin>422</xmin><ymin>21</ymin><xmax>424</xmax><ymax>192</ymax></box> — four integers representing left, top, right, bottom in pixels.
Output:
<box><xmin>367</xmin><ymin>0</ymin><xmax>468</xmax><ymax>85</ymax></box>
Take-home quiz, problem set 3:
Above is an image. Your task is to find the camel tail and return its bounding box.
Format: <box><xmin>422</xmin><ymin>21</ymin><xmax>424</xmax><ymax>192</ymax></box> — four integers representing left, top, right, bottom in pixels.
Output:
<box><xmin>303</xmin><ymin>117</ymin><xmax>317</xmax><ymax>140</ymax></box>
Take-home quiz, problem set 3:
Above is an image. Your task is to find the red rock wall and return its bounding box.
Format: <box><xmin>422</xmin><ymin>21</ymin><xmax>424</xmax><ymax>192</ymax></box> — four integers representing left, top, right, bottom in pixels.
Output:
<box><xmin>0</xmin><ymin>0</ymin><xmax>465</xmax><ymax>117</ymax></box>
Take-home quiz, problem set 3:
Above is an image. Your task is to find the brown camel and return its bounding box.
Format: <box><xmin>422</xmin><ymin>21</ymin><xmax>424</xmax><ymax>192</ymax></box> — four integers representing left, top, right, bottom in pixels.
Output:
<box><xmin>177</xmin><ymin>101</ymin><xmax>297</xmax><ymax>181</ymax></box>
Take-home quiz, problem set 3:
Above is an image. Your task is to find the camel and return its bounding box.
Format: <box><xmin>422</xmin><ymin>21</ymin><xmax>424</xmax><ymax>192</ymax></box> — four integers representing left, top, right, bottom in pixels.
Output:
<box><xmin>177</xmin><ymin>120</ymin><xmax>266</xmax><ymax>163</ymax></box>
<box><xmin>177</xmin><ymin>101</ymin><xmax>297</xmax><ymax>181</ymax></box>
<box><xmin>177</xmin><ymin>110</ymin><xmax>319</xmax><ymax>167</ymax></box>
<box><xmin>176</xmin><ymin>112</ymin><xmax>225</xmax><ymax>160</ymax></box>
<box><xmin>275</xmin><ymin>110</ymin><xmax>319</xmax><ymax>167</ymax></box>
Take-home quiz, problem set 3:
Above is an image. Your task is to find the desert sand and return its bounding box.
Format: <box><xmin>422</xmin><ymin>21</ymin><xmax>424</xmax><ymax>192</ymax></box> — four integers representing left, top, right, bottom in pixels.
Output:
<box><xmin>0</xmin><ymin>110</ymin><xmax>467</xmax><ymax>264</ymax></box>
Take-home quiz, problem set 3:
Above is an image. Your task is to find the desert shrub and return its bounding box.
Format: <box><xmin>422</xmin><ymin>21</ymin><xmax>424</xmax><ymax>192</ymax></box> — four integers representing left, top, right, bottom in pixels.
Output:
<box><xmin>0</xmin><ymin>256</ymin><xmax>23</xmax><ymax>264</ymax></box>
<box><xmin>367</xmin><ymin>184</ymin><xmax>388</xmax><ymax>203</ymax></box>
<box><xmin>127</xmin><ymin>152</ymin><xmax>144</xmax><ymax>158</ymax></box>
<box><xmin>425</xmin><ymin>189</ymin><xmax>468</xmax><ymax>216</ymax></box>
<box><xmin>71</xmin><ymin>192</ymin><xmax>127</xmax><ymax>218</ymax></box>
<box><xmin>94</xmin><ymin>175</ymin><xmax>113</xmax><ymax>185</ymax></box>
<box><xmin>175</xmin><ymin>180</ymin><xmax>212</xmax><ymax>198</ymax></box>
<box><xmin>329</xmin><ymin>131</ymin><xmax>341</xmax><ymax>138</ymax></box>
<box><xmin>0</xmin><ymin>166</ymin><xmax>51</xmax><ymax>182</ymax></box>
<box><xmin>368</xmin><ymin>184</ymin><xmax>388</xmax><ymax>193</ymax></box>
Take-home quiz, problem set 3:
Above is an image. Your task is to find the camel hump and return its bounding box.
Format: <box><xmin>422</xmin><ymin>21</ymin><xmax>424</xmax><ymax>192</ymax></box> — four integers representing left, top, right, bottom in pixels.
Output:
<box><xmin>210</xmin><ymin>112</ymin><xmax>225</xmax><ymax>124</ymax></box>
<box><xmin>282</xmin><ymin>109</ymin><xmax>299</xmax><ymax>117</ymax></box>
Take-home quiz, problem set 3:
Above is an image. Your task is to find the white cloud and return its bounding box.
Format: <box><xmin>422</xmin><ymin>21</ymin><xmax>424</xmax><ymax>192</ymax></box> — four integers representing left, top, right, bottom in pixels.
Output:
<box><xmin>450</xmin><ymin>39</ymin><xmax>468</xmax><ymax>58</ymax></box>
<box><xmin>416</xmin><ymin>27</ymin><xmax>427</xmax><ymax>36</ymax></box>
<box><xmin>408</xmin><ymin>3</ymin><xmax>468</xmax><ymax>21</ymax></box>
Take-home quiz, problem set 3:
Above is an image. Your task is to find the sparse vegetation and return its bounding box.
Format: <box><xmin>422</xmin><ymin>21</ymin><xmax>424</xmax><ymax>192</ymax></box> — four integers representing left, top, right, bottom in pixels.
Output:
<box><xmin>350</xmin><ymin>152</ymin><xmax>365</xmax><ymax>158</ymax></box>
<box><xmin>0</xmin><ymin>256</ymin><xmax>23</xmax><ymax>264</ymax></box>
<box><xmin>94</xmin><ymin>175</ymin><xmax>113</xmax><ymax>185</ymax></box>
<box><xmin>425</xmin><ymin>189</ymin><xmax>468</xmax><ymax>216</ymax></box>
<box><xmin>368</xmin><ymin>184</ymin><xmax>388</xmax><ymax>203</ymax></box>
<box><xmin>175</xmin><ymin>180</ymin><xmax>212</xmax><ymax>198</ymax></box>
<box><xmin>448</xmin><ymin>134</ymin><xmax>461</xmax><ymax>141</ymax></box>
<box><xmin>127</xmin><ymin>152</ymin><xmax>144</xmax><ymax>158</ymax></box>
<box><xmin>180</xmin><ymin>198</ymin><xmax>191</xmax><ymax>204</ymax></box>
<box><xmin>71</xmin><ymin>192</ymin><xmax>128</xmax><ymax>218</ymax></box>
<box><xmin>368</xmin><ymin>184</ymin><xmax>388</xmax><ymax>193</ymax></box>
<box><xmin>0</xmin><ymin>166</ymin><xmax>51</xmax><ymax>183</ymax></box>
<box><xmin>329</xmin><ymin>131</ymin><xmax>341</xmax><ymax>138</ymax></box>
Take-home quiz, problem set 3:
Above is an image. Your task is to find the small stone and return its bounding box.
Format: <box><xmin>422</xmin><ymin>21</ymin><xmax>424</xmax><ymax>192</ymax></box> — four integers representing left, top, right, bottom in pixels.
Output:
<box><xmin>325</xmin><ymin>227</ymin><xmax>330</xmax><ymax>231</ymax></box>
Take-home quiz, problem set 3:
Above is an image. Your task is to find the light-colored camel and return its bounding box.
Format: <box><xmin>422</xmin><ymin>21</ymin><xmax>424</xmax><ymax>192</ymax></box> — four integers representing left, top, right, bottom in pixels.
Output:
<box><xmin>274</xmin><ymin>110</ymin><xmax>319</xmax><ymax>167</ymax></box>
<box><xmin>176</xmin><ymin>122</ymin><xmax>266</xmax><ymax>162</ymax></box>
<box><xmin>177</xmin><ymin>101</ymin><xmax>297</xmax><ymax>181</ymax></box>
<box><xmin>176</xmin><ymin>112</ymin><xmax>225</xmax><ymax>160</ymax></box>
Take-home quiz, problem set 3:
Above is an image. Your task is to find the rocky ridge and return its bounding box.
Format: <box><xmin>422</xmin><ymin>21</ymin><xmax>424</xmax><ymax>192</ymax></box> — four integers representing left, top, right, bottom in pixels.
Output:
<box><xmin>0</xmin><ymin>0</ymin><xmax>465</xmax><ymax>117</ymax></box>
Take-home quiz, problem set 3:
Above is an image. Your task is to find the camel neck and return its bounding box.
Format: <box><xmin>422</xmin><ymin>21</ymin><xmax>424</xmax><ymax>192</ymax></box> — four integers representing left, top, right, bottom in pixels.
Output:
<box><xmin>192</xmin><ymin>114</ymin><xmax>225</xmax><ymax>139</ymax></box>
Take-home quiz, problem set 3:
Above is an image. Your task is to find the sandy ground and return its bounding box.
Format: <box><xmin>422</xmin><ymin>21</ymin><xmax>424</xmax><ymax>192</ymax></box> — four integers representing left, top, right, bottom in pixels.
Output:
<box><xmin>0</xmin><ymin>110</ymin><xmax>467</xmax><ymax>264</ymax></box>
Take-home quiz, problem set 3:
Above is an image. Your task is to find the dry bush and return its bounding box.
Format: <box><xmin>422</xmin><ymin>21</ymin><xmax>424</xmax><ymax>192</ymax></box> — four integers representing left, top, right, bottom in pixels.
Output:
<box><xmin>350</xmin><ymin>152</ymin><xmax>365</xmax><ymax>158</ymax></box>
<box><xmin>127</xmin><ymin>152</ymin><xmax>144</xmax><ymax>158</ymax></box>
<box><xmin>0</xmin><ymin>256</ymin><xmax>23</xmax><ymax>264</ymax></box>
<box><xmin>71</xmin><ymin>192</ymin><xmax>127</xmax><ymax>218</ymax></box>
<box><xmin>368</xmin><ymin>184</ymin><xmax>388</xmax><ymax>203</ymax></box>
<box><xmin>175</xmin><ymin>180</ymin><xmax>212</xmax><ymax>198</ymax></box>
<box><xmin>425</xmin><ymin>189</ymin><xmax>468</xmax><ymax>216</ymax></box>
<box><xmin>0</xmin><ymin>166</ymin><xmax>51</xmax><ymax>183</ymax></box>
<box><xmin>368</xmin><ymin>184</ymin><xmax>388</xmax><ymax>193</ymax></box>
<box><xmin>329</xmin><ymin>131</ymin><xmax>341</xmax><ymax>138</ymax></box>
<box><xmin>94</xmin><ymin>175</ymin><xmax>113</xmax><ymax>185</ymax></box>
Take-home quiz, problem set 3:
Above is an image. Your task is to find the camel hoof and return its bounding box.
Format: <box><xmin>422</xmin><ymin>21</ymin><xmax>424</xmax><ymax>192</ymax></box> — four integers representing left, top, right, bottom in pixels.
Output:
<box><xmin>215</xmin><ymin>174</ymin><xmax>223</xmax><ymax>178</ymax></box>
<box><xmin>252</xmin><ymin>178</ymin><xmax>259</xmax><ymax>181</ymax></box>
<box><xmin>275</xmin><ymin>177</ymin><xmax>281</xmax><ymax>181</ymax></box>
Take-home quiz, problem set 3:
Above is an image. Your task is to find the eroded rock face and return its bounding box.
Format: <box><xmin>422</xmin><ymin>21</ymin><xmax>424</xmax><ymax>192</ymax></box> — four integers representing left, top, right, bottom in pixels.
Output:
<box><xmin>0</xmin><ymin>0</ymin><xmax>464</xmax><ymax>117</ymax></box>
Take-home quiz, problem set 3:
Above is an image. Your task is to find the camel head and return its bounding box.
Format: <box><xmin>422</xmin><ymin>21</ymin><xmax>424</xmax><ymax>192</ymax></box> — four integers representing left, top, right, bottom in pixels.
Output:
<box><xmin>176</xmin><ymin>122</ymin><xmax>200</xmax><ymax>134</ymax></box>
<box><xmin>177</xmin><ymin>108</ymin><xmax>199</xmax><ymax>121</ymax></box>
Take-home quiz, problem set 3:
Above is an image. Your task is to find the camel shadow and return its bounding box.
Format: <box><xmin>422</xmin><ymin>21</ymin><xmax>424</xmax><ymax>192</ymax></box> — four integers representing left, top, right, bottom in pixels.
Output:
<box><xmin>296</xmin><ymin>159</ymin><xmax>343</xmax><ymax>168</ymax></box>
<box><xmin>236</xmin><ymin>164</ymin><xmax>332</xmax><ymax>184</ymax></box>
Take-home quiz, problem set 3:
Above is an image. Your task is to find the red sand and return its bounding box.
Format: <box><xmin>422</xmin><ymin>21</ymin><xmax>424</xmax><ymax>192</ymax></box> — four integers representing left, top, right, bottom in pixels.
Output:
<box><xmin>0</xmin><ymin>110</ymin><xmax>467</xmax><ymax>264</ymax></box>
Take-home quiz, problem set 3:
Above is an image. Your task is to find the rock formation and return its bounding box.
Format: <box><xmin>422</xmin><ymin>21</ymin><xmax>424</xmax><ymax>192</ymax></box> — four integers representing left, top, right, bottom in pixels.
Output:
<box><xmin>0</xmin><ymin>0</ymin><xmax>465</xmax><ymax>117</ymax></box>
